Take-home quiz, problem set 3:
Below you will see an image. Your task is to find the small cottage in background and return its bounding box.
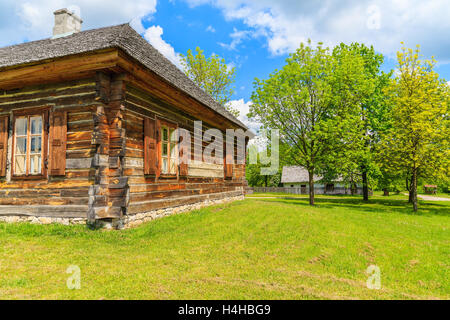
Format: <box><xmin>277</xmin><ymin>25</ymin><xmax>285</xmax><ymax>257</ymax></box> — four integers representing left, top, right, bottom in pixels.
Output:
<box><xmin>423</xmin><ymin>185</ymin><xmax>438</xmax><ymax>194</ymax></box>
<box><xmin>0</xmin><ymin>9</ymin><xmax>251</xmax><ymax>229</ymax></box>
<box><xmin>281</xmin><ymin>166</ymin><xmax>365</xmax><ymax>195</ymax></box>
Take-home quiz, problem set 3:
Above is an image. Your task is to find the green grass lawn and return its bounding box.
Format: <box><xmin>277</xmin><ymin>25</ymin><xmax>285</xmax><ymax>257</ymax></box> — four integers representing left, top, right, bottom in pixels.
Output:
<box><xmin>0</xmin><ymin>194</ymin><xmax>449</xmax><ymax>300</ymax></box>
<box><xmin>419</xmin><ymin>192</ymin><xmax>450</xmax><ymax>199</ymax></box>
<box><xmin>248</xmin><ymin>190</ymin><xmax>415</xmax><ymax>200</ymax></box>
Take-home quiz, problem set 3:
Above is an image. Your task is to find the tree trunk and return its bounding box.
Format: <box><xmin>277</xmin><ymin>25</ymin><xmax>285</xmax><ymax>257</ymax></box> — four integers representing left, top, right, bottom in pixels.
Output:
<box><xmin>308</xmin><ymin>170</ymin><xmax>315</xmax><ymax>206</ymax></box>
<box><xmin>362</xmin><ymin>169</ymin><xmax>369</xmax><ymax>201</ymax></box>
<box><xmin>264</xmin><ymin>175</ymin><xmax>268</xmax><ymax>187</ymax></box>
<box><xmin>383</xmin><ymin>188</ymin><xmax>389</xmax><ymax>196</ymax></box>
<box><xmin>411</xmin><ymin>168</ymin><xmax>418</xmax><ymax>212</ymax></box>
<box><xmin>406</xmin><ymin>174</ymin><xmax>413</xmax><ymax>203</ymax></box>
<box><xmin>351</xmin><ymin>182</ymin><xmax>356</xmax><ymax>196</ymax></box>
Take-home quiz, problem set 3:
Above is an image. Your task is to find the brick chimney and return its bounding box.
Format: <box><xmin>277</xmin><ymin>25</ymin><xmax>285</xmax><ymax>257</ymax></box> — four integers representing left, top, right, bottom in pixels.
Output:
<box><xmin>52</xmin><ymin>8</ymin><xmax>82</xmax><ymax>38</ymax></box>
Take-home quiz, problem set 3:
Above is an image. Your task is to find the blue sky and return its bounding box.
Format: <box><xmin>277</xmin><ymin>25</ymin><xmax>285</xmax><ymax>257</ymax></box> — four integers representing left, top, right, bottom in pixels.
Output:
<box><xmin>147</xmin><ymin>0</ymin><xmax>287</xmax><ymax>101</ymax></box>
<box><xmin>1</xmin><ymin>0</ymin><xmax>450</xmax><ymax>130</ymax></box>
<box><xmin>147</xmin><ymin>1</ymin><xmax>449</xmax><ymax>100</ymax></box>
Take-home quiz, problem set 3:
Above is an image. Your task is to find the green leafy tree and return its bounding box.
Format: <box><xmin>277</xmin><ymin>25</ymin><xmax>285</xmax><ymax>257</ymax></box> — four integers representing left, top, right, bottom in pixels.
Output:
<box><xmin>376</xmin><ymin>167</ymin><xmax>404</xmax><ymax>196</ymax></box>
<box><xmin>379</xmin><ymin>44</ymin><xmax>449</xmax><ymax>211</ymax></box>
<box><xmin>249</xmin><ymin>41</ymin><xmax>373</xmax><ymax>205</ymax></box>
<box><xmin>181</xmin><ymin>47</ymin><xmax>239</xmax><ymax>116</ymax></box>
<box><xmin>331</xmin><ymin>43</ymin><xmax>392</xmax><ymax>201</ymax></box>
<box><xmin>246</xmin><ymin>157</ymin><xmax>281</xmax><ymax>187</ymax></box>
<box><xmin>246</xmin><ymin>139</ymin><xmax>290</xmax><ymax>187</ymax></box>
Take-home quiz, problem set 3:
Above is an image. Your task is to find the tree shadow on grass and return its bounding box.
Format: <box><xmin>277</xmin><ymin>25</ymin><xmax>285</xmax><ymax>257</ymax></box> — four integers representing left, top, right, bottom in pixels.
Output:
<box><xmin>251</xmin><ymin>196</ymin><xmax>450</xmax><ymax>218</ymax></box>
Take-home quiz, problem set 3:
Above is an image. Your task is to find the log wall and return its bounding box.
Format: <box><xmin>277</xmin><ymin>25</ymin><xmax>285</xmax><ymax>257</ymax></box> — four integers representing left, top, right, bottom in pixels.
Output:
<box><xmin>0</xmin><ymin>76</ymin><xmax>249</xmax><ymax>221</ymax></box>
<box><xmin>123</xmin><ymin>84</ymin><xmax>247</xmax><ymax>216</ymax></box>
<box><xmin>0</xmin><ymin>79</ymin><xmax>98</xmax><ymax>217</ymax></box>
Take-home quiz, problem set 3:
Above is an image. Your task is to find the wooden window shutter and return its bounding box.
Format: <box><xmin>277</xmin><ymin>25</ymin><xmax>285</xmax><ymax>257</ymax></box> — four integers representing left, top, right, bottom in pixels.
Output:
<box><xmin>155</xmin><ymin>119</ymin><xmax>162</xmax><ymax>177</ymax></box>
<box><xmin>179</xmin><ymin>160</ymin><xmax>188</xmax><ymax>176</ymax></box>
<box><xmin>144</xmin><ymin>117</ymin><xmax>158</xmax><ymax>175</ymax></box>
<box><xmin>224</xmin><ymin>142</ymin><xmax>233</xmax><ymax>179</ymax></box>
<box><xmin>49</xmin><ymin>111</ymin><xmax>67</xmax><ymax>176</ymax></box>
<box><xmin>178</xmin><ymin>127</ymin><xmax>188</xmax><ymax>176</ymax></box>
<box><xmin>0</xmin><ymin>116</ymin><xmax>8</xmax><ymax>177</ymax></box>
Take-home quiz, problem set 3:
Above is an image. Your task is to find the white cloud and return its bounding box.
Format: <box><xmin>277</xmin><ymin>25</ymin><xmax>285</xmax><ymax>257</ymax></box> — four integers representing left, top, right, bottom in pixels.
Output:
<box><xmin>184</xmin><ymin>0</ymin><xmax>450</xmax><ymax>61</ymax></box>
<box><xmin>144</xmin><ymin>25</ymin><xmax>183</xmax><ymax>70</ymax></box>
<box><xmin>226</xmin><ymin>61</ymin><xmax>236</xmax><ymax>73</ymax></box>
<box><xmin>219</xmin><ymin>27</ymin><xmax>252</xmax><ymax>50</ymax></box>
<box><xmin>227</xmin><ymin>99</ymin><xmax>260</xmax><ymax>132</ymax></box>
<box><xmin>206</xmin><ymin>25</ymin><xmax>216</xmax><ymax>32</ymax></box>
<box><xmin>1</xmin><ymin>1</ymin><xmax>185</xmax><ymax>71</ymax></box>
<box><xmin>0</xmin><ymin>0</ymin><xmax>157</xmax><ymax>46</ymax></box>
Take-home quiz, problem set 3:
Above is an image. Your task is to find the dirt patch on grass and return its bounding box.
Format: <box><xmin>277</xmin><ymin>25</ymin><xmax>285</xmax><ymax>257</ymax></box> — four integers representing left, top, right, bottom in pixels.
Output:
<box><xmin>191</xmin><ymin>276</ymin><xmax>359</xmax><ymax>300</ymax></box>
<box><xmin>308</xmin><ymin>253</ymin><xmax>329</xmax><ymax>264</ymax></box>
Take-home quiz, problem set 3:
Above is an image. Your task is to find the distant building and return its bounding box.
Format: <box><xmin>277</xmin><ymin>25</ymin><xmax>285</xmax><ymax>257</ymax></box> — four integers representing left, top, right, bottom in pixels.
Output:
<box><xmin>281</xmin><ymin>166</ymin><xmax>365</xmax><ymax>195</ymax></box>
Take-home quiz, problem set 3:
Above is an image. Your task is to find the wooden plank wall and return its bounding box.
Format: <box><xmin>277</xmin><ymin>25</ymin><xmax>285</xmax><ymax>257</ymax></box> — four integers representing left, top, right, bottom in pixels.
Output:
<box><xmin>123</xmin><ymin>84</ymin><xmax>247</xmax><ymax>215</ymax></box>
<box><xmin>0</xmin><ymin>79</ymin><xmax>98</xmax><ymax>217</ymax></box>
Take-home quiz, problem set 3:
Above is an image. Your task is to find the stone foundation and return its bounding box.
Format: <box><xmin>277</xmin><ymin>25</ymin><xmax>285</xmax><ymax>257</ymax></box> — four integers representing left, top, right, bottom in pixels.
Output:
<box><xmin>117</xmin><ymin>195</ymin><xmax>245</xmax><ymax>229</ymax></box>
<box><xmin>0</xmin><ymin>195</ymin><xmax>245</xmax><ymax>229</ymax></box>
<box><xmin>0</xmin><ymin>216</ymin><xmax>86</xmax><ymax>225</ymax></box>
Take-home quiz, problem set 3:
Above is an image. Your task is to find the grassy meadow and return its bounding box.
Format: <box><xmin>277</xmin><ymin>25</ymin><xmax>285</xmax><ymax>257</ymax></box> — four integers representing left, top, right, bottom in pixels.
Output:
<box><xmin>0</xmin><ymin>193</ymin><xmax>448</xmax><ymax>299</ymax></box>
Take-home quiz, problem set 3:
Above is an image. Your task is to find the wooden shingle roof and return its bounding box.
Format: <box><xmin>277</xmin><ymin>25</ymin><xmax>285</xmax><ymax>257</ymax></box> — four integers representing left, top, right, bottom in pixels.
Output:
<box><xmin>0</xmin><ymin>24</ymin><xmax>247</xmax><ymax>129</ymax></box>
<box><xmin>281</xmin><ymin>166</ymin><xmax>321</xmax><ymax>183</ymax></box>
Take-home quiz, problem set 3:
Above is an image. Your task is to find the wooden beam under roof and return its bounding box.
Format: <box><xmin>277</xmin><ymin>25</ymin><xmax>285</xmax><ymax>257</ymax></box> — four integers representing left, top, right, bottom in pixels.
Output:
<box><xmin>0</xmin><ymin>49</ymin><xmax>119</xmax><ymax>91</ymax></box>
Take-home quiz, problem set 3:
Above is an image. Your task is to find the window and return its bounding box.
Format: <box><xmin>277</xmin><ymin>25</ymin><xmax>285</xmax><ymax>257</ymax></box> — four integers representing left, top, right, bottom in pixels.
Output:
<box><xmin>160</xmin><ymin>123</ymin><xmax>177</xmax><ymax>175</ymax></box>
<box><xmin>12</xmin><ymin>110</ymin><xmax>48</xmax><ymax>178</ymax></box>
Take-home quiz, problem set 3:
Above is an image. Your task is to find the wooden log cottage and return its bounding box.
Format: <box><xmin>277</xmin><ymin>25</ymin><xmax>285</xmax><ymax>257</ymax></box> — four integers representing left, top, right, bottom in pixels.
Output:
<box><xmin>0</xmin><ymin>9</ymin><xmax>251</xmax><ymax>228</ymax></box>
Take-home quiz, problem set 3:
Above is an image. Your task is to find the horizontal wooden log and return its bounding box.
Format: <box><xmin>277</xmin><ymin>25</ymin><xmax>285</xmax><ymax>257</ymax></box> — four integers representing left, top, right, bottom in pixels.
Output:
<box><xmin>0</xmin><ymin>197</ymin><xmax>88</xmax><ymax>206</ymax></box>
<box><xmin>92</xmin><ymin>206</ymin><xmax>122</xmax><ymax>219</ymax></box>
<box><xmin>66</xmin><ymin>149</ymin><xmax>95</xmax><ymax>158</ymax></box>
<box><xmin>68</xmin><ymin>120</ymin><xmax>94</xmax><ymax>132</ymax></box>
<box><xmin>67</xmin><ymin>131</ymin><xmax>93</xmax><ymax>142</ymax></box>
<box><xmin>0</xmin><ymin>205</ymin><xmax>88</xmax><ymax>217</ymax></box>
<box><xmin>66</xmin><ymin>158</ymin><xmax>93</xmax><ymax>169</ymax></box>
<box><xmin>0</xmin><ymin>187</ymin><xmax>89</xmax><ymax>198</ymax></box>
<box><xmin>108</xmin><ymin>177</ymin><xmax>128</xmax><ymax>189</ymax></box>
<box><xmin>123</xmin><ymin>157</ymin><xmax>144</xmax><ymax>169</ymax></box>
<box><xmin>128</xmin><ymin>191</ymin><xmax>243</xmax><ymax>214</ymax></box>
<box><xmin>66</xmin><ymin>140</ymin><xmax>94</xmax><ymax>150</ymax></box>
<box><xmin>65</xmin><ymin>169</ymin><xmax>96</xmax><ymax>178</ymax></box>
<box><xmin>129</xmin><ymin>187</ymin><xmax>238</xmax><ymax>202</ymax></box>
<box><xmin>0</xmin><ymin>92</ymin><xmax>97</xmax><ymax>110</ymax></box>
<box><xmin>0</xmin><ymin>78</ymin><xmax>95</xmax><ymax>102</ymax></box>
<box><xmin>68</xmin><ymin>112</ymin><xmax>93</xmax><ymax>123</ymax></box>
<box><xmin>123</xmin><ymin>167</ymin><xmax>144</xmax><ymax>177</ymax></box>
